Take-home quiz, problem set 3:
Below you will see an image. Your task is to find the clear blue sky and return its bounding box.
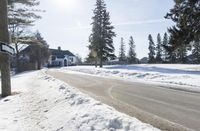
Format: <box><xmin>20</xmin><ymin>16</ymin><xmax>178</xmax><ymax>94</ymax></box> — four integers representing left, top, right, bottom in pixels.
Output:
<box><xmin>34</xmin><ymin>0</ymin><xmax>175</xmax><ymax>59</ymax></box>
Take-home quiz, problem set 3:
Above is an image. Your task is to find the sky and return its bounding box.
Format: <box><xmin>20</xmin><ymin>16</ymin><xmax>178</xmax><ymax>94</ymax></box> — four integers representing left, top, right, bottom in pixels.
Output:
<box><xmin>34</xmin><ymin>0</ymin><xmax>175</xmax><ymax>59</ymax></box>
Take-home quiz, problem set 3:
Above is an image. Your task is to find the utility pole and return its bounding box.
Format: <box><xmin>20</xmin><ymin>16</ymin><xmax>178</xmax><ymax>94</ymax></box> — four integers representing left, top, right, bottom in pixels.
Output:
<box><xmin>0</xmin><ymin>0</ymin><xmax>12</xmax><ymax>97</ymax></box>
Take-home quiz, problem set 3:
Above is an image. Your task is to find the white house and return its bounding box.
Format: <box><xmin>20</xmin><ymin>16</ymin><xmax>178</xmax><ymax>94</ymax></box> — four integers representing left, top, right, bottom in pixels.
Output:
<box><xmin>48</xmin><ymin>47</ymin><xmax>77</xmax><ymax>67</ymax></box>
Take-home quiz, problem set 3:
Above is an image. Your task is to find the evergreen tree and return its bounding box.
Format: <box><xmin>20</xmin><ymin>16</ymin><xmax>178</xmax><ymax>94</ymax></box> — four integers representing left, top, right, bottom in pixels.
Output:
<box><xmin>8</xmin><ymin>0</ymin><xmax>41</xmax><ymax>72</ymax></box>
<box><xmin>166</xmin><ymin>36</ymin><xmax>177</xmax><ymax>63</ymax></box>
<box><xmin>148</xmin><ymin>34</ymin><xmax>156</xmax><ymax>63</ymax></box>
<box><xmin>156</xmin><ymin>33</ymin><xmax>163</xmax><ymax>63</ymax></box>
<box><xmin>119</xmin><ymin>38</ymin><xmax>126</xmax><ymax>62</ymax></box>
<box><xmin>167</xmin><ymin>50</ymin><xmax>177</xmax><ymax>63</ymax></box>
<box><xmin>165</xmin><ymin>0</ymin><xmax>200</xmax><ymax>50</ymax></box>
<box><xmin>162</xmin><ymin>32</ymin><xmax>169</xmax><ymax>62</ymax></box>
<box><xmin>192</xmin><ymin>41</ymin><xmax>200</xmax><ymax>64</ymax></box>
<box><xmin>8</xmin><ymin>0</ymin><xmax>41</xmax><ymax>28</ymax></box>
<box><xmin>127</xmin><ymin>36</ymin><xmax>137</xmax><ymax>64</ymax></box>
<box><xmin>88</xmin><ymin>0</ymin><xmax>116</xmax><ymax>68</ymax></box>
<box><xmin>176</xmin><ymin>45</ymin><xmax>188</xmax><ymax>64</ymax></box>
<box><xmin>101</xmin><ymin>10</ymin><xmax>116</xmax><ymax>64</ymax></box>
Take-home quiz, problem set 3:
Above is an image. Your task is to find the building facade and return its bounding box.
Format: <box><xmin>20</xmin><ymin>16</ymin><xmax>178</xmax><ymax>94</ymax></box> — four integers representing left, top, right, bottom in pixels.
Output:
<box><xmin>48</xmin><ymin>47</ymin><xmax>77</xmax><ymax>67</ymax></box>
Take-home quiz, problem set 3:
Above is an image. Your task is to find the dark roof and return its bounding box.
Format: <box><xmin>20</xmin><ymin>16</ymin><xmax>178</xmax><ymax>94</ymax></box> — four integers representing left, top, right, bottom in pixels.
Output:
<box><xmin>19</xmin><ymin>46</ymin><xmax>31</xmax><ymax>54</ymax></box>
<box><xmin>20</xmin><ymin>46</ymin><xmax>75</xmax><ymax>59</ymax></box>
<box><xmin>50</xmin><ymin>49</ymin><xmax>75</xmax><ymax>59</ymax></box>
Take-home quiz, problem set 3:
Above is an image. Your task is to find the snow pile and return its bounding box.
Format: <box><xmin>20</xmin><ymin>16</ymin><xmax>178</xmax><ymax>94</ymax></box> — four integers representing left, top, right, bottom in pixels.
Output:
<box><xmin>61</xmin><ymin>64</ymin><xmax>200</xmax><ymax>92</ymax></box>
<box><xmin>0</xmin><ymin>71</ymin><xmax>159</xmax><ymax>131</ymax></box>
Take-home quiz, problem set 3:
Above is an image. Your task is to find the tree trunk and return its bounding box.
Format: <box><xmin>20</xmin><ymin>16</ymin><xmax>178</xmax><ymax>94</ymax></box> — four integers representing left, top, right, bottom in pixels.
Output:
<box><xmin>0</xmin><ymin>54</ymin><xmax>11</xmax><ymax>97</ymax></box>
<box><xmin>100</xmin><ymin>56</ymin><xmax>103</xmax><ymax>68</ymax></box>
<box><xmin>99</xmin><ymin>49</ymin><xmax>103</xmax><ymax>68</ymax></box>
<box><xmin>37</xmin><ymin>59</ymin><xmax>41</xmax><ymax>70</ymax></box>
<box><xmin>95</xmin><ymin>57</ymin><xmax>97</xmax><ymax>68</ymax></box>
<box><xmin>37</xmin><ymin>48</ymin><xmax>42</xmax><ymax>70</ymax></box>
<box><xmin>0</xmin><ymin>0</ymin><xmax>12</xmax><ymax>97</ymax></box>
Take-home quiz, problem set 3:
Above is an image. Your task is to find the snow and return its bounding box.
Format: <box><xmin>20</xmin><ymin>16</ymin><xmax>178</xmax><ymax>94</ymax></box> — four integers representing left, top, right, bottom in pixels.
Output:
<box><xmin>60</xmin><ymin>64</ymin><xmax>200</xmax><ymax>92</ymax></box>
<box><xmin>0</xmin><ymin>70</ymin><xmax>159</xmax><ymax>131</ymax></box>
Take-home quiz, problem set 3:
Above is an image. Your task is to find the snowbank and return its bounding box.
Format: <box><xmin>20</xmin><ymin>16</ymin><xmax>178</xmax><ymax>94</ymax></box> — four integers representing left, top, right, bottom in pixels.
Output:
<box><xmin>61</xmin><ymin>64</ymin><xmax>200</xmax><ymax>92</ymax></box>
<box><xmin>0</xmin><ymin>71</ymin><xmax>159</xmax><ymax>131</ymax></box>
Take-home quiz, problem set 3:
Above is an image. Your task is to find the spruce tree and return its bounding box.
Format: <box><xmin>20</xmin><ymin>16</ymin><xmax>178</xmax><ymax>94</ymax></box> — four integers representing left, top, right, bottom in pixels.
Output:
<box><xmin>88</xmin><ymin>0</ymin><xmax>116</xmax><ymax>68</ymax></box>
<box><xmin>168</xmin><ymin>50</ymin><xmax>177</xmax><ymax>63</ymax></box>
<box><xmin>156</xmin><ymin>33</ymin><xmax>163</xmax><ymax>63</ymax></box>
<box><xmin>119</xmin><ymin>38</ymin><xmax>126</xmax><ymax>63</ymax></box>
<box><xmin>127</xmin><ymin>36</ymin><xmax>137</xmax><ymax>64</ymax></box>
<box><xmin>162</xmin><ymin>32</ymin><xmax>169</xmax><ymax>62</ymax></box>
<box><xmin>176</xmin><ymin>45</ymin><xmax>188</xmax><ymax>64</ymax></box>
<box><xmin>192</xmin><ymin>41</ymin><xmax>200</xmax><ymax>64</ymax></box>
<box><xmin>101</xmin><ymin>10</ymin><xmax>116</xmax><ymax>65</ymax></box>
<box><xmin>165</xmin><ymin>0</ymin><xmax>200</xmax><ymax>50</ymax></box>
<box><xmin>148</xmin><ymin>34</ymin><xmax>156</xmax><ymax>63</ymax></box>
<box><xmin>166</xmin><ymin>36</ymin><xmax>177</xmax><ymax>63</ymax></box>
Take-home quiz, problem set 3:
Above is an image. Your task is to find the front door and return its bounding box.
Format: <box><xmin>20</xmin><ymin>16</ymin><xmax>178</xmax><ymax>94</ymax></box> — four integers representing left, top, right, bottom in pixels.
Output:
<box><xmin>64</xmin><ymin>59</ymin><xmax>67</xmax><ymax>66</ymax></box>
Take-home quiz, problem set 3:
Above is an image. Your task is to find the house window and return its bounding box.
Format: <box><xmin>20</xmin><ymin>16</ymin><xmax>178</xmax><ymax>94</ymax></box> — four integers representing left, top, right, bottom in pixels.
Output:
<box><xmin>70</xmin><ymin>58</ymin><xmax>73</xmax><ymax>62</ymax></box>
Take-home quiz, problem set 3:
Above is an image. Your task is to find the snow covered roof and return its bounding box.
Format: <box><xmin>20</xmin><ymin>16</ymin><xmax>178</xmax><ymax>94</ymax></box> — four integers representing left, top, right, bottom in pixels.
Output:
<box><xmin>50</xmin><ymin>47</ymin><xmax>75</xmax><ymax>59</ymax></box>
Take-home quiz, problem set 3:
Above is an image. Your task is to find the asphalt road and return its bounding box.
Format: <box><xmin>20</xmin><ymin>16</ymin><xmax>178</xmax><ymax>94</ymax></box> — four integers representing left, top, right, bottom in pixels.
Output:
<box><xmin>47</xmin><ymin>70</ymin><xmax>200</xmax><ymax>131</ymax></box>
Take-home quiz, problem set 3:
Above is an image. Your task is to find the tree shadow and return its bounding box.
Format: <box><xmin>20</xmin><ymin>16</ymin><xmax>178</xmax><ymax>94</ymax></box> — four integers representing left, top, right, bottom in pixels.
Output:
<box><xmin>105</xmin><ymin>65</ymin><xmax>200</xmax><ymax>75</ymax></box>
<box><xmin>0</xmin><ymin>94</ymin><xmax>4</xmax><ymax>101</ymax></box>
<box><xmin>0</xmin><ymin>92</ymin><xmax>20</xmax><ymax>101</ymax></box>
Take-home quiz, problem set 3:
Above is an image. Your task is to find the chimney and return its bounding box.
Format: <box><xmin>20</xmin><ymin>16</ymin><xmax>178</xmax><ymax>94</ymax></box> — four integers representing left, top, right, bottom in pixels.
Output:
<box><xmin>58</xmin><ymin>46</ymin><xmax>61</xmax><ymax>51</ymax></box>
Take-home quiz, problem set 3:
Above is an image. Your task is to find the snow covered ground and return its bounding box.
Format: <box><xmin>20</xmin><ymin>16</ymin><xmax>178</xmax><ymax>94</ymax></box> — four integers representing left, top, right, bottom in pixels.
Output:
<box><xmin>0</xmin><ymin>71</ymin><xmax>159</xmax><ymax>131</ymax></box>
<box><xmin>60</xmin><ymin>64</ymin><xmax>200</xmax><ymax>92</ymax></box>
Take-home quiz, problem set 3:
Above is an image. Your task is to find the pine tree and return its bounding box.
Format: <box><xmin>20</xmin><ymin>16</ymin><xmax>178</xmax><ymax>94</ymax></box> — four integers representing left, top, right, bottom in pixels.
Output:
<box><xmin>8</xmin><ymin>0</ymin><xmax>41</xmax><ymax>73</ymax></box>
<box><xmin>148</xmin><ymin>34</ymin><xmax>156</xmax><ymax>63</ymax></box>
<box><xmin>192</xmin><ymin>41</ymin><xmax>200</xmax><ymax>64</ymax></box>
<box><xmin>127</xmin><ymin>36</ymin><xmax>137</xmax><ymax>64</ymax></box>
<box><xmin>156</xmin><ymin>33</ymin><xmax>163</xmax><ymax>63</ymax></box>
<box><xmin>88</xmin><ymin>0</ymin><xmax>116</xmax><ymax>68</ymax></box>
<box><xmin>119</xmin><ymin>38</ymin><xmax>126</xmax><ymax>63</ymax></box>
<box><xmin>162</xmin><ymin>32</ymin><xmax>169</xmax><ymax>62</ymax></box>
<box><xmin>8</xmin><ymin>0</ymin><xmax>41</xmax><ymax>28</ymax></box>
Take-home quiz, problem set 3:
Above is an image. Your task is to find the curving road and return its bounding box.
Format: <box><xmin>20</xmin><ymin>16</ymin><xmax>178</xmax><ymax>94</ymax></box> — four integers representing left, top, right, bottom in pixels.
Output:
<box><xmin>47</xmin><ymin>70</ymin><xmax>200</xmax><ymax>131</ymax></box>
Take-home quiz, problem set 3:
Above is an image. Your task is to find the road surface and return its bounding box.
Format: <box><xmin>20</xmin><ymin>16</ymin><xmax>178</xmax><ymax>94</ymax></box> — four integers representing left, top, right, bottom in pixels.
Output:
<box><xmin>47</xmin><ymin>70</ymin><xmax>200</xmax><ymax>131</ymax></box>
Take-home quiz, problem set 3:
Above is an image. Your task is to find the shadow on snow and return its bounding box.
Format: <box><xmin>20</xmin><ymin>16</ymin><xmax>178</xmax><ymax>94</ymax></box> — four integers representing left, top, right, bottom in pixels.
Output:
<box><xmin>104</xmin><ymin>65</ymin><xmax>200</xmax><ymax>75</ymax></box>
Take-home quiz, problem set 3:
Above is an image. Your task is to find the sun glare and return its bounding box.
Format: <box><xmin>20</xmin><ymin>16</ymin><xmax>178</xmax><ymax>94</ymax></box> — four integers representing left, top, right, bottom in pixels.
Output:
<box><xmin>52</xmin><ymin>0</ymin><xmax>77</xmax><ymax>10</ymax></box>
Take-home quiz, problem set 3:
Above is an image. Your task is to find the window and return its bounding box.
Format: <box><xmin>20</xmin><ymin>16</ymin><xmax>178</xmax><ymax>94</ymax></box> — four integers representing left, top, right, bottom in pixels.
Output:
<box><xmin>52</xmin><ymin>55</ymin><xmax>56</xmax><ymax>60</ymax></box>
<box><xmin>70</xmin><ymin>58</ymin><xmax>73</xmax><ymax>62</ymax></box>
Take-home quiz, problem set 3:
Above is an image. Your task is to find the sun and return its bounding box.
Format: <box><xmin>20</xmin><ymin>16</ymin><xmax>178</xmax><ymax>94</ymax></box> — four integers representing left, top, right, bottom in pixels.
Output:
<box><xmin>52</xmin><ymin>0</ymin><xmax>77</xmax><ymax>10</ymax></box>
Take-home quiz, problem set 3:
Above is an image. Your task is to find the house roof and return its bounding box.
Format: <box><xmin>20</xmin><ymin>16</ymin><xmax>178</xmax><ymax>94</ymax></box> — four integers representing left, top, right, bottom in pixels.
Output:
<box><xmin>20</xmin><ymin>46</ymin><xmax>75</xmax><ymax>59</ymax></box>
<box><xmin>50</xmin><ymin>49</ymin><xmax>75</xmax><ymax>59</ymax></box>
<box><xmin>20</xmin><ymin>45</ymin><xmax>31</xmax><ymax>54</ymax></box>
